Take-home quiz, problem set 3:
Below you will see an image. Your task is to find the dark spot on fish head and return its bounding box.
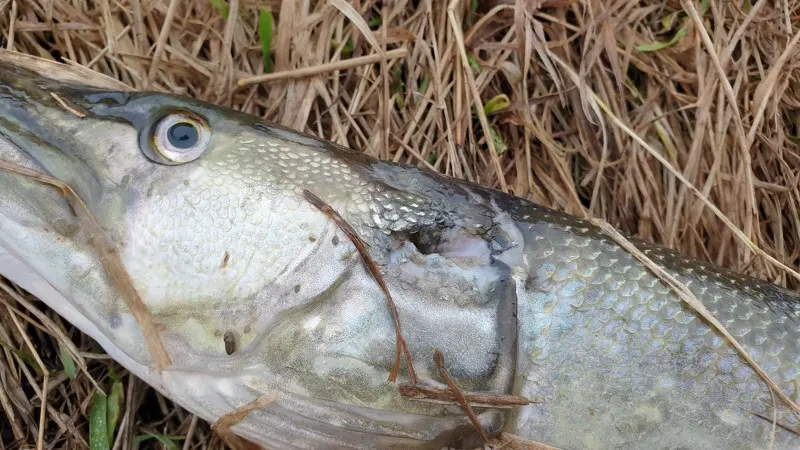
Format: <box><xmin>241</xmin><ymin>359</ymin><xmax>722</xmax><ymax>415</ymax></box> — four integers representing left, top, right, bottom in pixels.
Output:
<box><xmin>213</xmin><ymin>329</ymin><xmax>222</xmax><ymax>337</ymax></box>
<box><xmin>54</xmin><ymin>222</ymin><xmax>80</xmax><ymax>238</ymax></box>
<box><xmin>294</xmin><ymin>284</ymin><xmax>301</xmax><ymax>293</ymax></box>
<box><xmin>66</xmin><ymin>202</ymin><xmax>78</xmax><ymax>218</ymax></box>
<box><xmin>109</xmin><ymin>315</ymin><xmax>122</xmax><ymax>329</ymax></box>
<box><xmin>524</xmin><ymin>274</ymin><xmax>537</xmax><ymax>292</ymax></box>
<box><xmin>332</xmin><ymin>235</ymin><xmax>339</xmax><ymax>246</ymax></box>
<box><xmin>183</xmin><ymin>180</ymin><xmax>190</xmax><ymax>186</ymax></box>
<box><xmin>308</xmin><ymin>235</ymin><xmax>317</xmax><ymax>242</ymax></box>
<box><xmin>223</xmin><ymin>330</ymin><xmax>237</xmax><ymax>355</ymax></box>
<box><xmin>243</xmin><ymin>324</ymin><xmax>251</xmax><ymax>334</ymax></box>
<box><xmin>120</xmin><ymin>175</ymin><xmax>130</xmax><ymax>189</ymax></box>
<box><xmin>220</xmin><ymin>251</ymin><xmax>230</xmax><ymax>269</ymax></box>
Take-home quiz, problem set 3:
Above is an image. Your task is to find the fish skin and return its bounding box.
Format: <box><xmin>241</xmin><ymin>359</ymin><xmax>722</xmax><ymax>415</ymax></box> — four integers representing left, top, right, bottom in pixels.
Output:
<box><xmin>0</xmin><ymin>56</ymin><xmax>798</xmax><ymax>449</ymax></box>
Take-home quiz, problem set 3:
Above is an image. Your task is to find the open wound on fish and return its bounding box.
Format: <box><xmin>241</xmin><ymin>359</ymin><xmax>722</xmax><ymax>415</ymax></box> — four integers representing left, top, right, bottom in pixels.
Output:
<box><xmin>303</xmin><ymin>189</ymin><xmax>526</xmax><ymax>441</ymax></box>
<box><xmin>303</xmin><ymin>188</ymin><xmax>417</xmax><ymax>384</ymax></box>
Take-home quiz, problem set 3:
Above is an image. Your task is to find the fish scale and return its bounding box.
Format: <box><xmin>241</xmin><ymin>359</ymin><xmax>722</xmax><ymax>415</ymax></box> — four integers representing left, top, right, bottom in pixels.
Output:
<box><xmin>510</xmin><ymin>215</ymin><xmax>800</xmax><ymax>448</ymax></box>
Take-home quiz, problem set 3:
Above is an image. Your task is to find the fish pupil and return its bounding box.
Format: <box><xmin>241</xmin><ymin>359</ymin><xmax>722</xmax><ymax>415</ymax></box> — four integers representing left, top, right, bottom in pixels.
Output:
<box><xmin>167</xmin><ymin>122</ymin><xmax>199</xmax><ymax>149</ymax></box>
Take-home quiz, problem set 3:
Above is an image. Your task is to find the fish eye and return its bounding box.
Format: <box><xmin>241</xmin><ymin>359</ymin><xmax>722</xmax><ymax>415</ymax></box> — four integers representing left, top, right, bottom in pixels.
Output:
<box><xmin>153</xmin><ymin>112</ymin><xmax>211</xmax><ymax>163</ymax></box>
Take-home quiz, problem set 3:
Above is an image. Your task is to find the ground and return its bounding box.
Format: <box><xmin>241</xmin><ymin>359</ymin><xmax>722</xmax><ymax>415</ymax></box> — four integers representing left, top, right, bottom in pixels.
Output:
<box><xmin>1</xmin><ymin>0</ymin><xmax>800</xmax><ymax>449</ymax></box>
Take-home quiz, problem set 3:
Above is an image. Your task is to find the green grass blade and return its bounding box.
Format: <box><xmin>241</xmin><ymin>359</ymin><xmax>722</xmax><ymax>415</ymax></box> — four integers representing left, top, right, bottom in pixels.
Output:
<box><xmin>490</xmin><ymin>128</ymin><xmax>507</xmax><ymax>153</ymax></box>
<box><xmin>258</xmin><ymin>10</ymin><xmax>274</xmax><ymax>73</ymax></box>
<box><xmin>106</xmin><ymin>380</ymin><xmax>124</xmax><ymax>443</ymax></box>
<box><xmin>483</xmin><ymin>94</ymin><xmax>510</xmax><ymax>115</ymax></box>
<box><xmin>90</xmin><ymin>392</ymin><xmax>110</xmax><ymax>450</ymax></box>
<box><xmin>637</xmin><ymin>27</ymin><xmax>688</xmax><ymax>52</ymax></box>
<box><xmin>58</xmin><ymin>342</ymin><xmax>77</xmax><ymax>380</ymax></box>
<box><xmin>133</xmin><ymin>433</ymin><xmax>184</xmax><ymax>450</ymax></box>
<box><xmin>208</xmin><ymin>0</ymin><xmax>229</xmax><ymax>19</ymax></box>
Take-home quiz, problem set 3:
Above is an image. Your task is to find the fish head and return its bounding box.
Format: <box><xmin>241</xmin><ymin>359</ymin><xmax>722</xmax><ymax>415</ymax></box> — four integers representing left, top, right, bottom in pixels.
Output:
<box><xmin>0</xmin><ymin>53</ymin><xmax>521</xmax><ymax>448</ymax></box>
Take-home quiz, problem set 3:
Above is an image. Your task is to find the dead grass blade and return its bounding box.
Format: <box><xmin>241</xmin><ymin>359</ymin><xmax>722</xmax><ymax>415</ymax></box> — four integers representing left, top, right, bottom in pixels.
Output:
<box><xmin>328</xmin><ymin>0</ymin><xmax>386</xmax><ymax>57</ymax></box>
<box><xmin>237</xmin><ymin>47</ymin><xmax>408</xmax><ymax>86</ymax></box>
<box><xmin>447</xmin><ymin>0</ymin><xmax>509</xmax><ymax>194</ymax></box>
<box><xmin>0</xmin><ymin>281</ymin><xmax>101</xmax><ymax>392</ymax></box>
<box><xmin>7</xmin><ymin>308</ymin><xmax>48</xmax><ymax>450</ymax></box>
<box><xmin>145</xmin><ymin>0</ymin><xmax>179</xmax><ymax>87</ymax></box>
<box><xmin>546</xmin><ymin>52</ymin><xmax>800</xmax><ymax>286</ymax></box>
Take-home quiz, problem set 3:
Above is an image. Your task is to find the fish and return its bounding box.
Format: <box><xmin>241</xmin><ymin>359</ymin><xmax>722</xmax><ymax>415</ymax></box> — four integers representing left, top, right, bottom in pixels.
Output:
<box><xmin>0</xmin><ymin>50</ymin><xmax>799</xmax><ymax>450</ymax></box>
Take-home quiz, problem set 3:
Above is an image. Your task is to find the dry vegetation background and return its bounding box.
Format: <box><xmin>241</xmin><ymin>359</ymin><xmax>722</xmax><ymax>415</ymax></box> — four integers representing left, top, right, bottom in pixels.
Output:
<box><xmin>1</xmin><ymin>0</ymin><xmax>800</xmax><ymax>448</ymax></box>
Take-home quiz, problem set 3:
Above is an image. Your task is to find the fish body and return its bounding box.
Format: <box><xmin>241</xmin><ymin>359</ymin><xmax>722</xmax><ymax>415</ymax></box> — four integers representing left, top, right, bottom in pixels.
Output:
<box><xmin>0</xmin><ymin>53</ymin><xmax>798</xmax><ymax>449</ymax></box>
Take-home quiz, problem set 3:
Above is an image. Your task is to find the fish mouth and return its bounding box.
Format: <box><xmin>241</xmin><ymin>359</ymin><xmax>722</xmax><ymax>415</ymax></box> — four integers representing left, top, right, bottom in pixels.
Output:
<box><xmin>0</xmin><ymin>61</ymin><xmax>106</xmax><ymax>207</ymax></box>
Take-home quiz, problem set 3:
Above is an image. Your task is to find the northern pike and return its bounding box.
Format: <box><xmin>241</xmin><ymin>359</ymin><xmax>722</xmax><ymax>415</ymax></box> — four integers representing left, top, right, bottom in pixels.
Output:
<box><xmin>0</xmin><ymin>51</ymin><xmax>798</xmax><ymax>450</ymax></box>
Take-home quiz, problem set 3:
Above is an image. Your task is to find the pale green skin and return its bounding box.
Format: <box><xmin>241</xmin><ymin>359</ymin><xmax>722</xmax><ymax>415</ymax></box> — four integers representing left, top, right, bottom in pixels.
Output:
<box><xmin>0</xmin><ymin>63</ymin><xmax>799</xmax><ymax>449</ymax></box>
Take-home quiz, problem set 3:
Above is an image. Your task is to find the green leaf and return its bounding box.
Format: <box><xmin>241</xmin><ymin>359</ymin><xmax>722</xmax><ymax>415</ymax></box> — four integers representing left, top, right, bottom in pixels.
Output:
<box><xmin>368</xmin><ymin>17</ymin><xmax>382</xmax><ymax>29</ymax></box>
<box><xmin>489</xmin><ymin>128</ymin><xmax>507</xmax><ymax>154</ymax></box>
<box><xmin>90</xmin><ymin>392</ymin><xmax>110</xmax><ymax>450</ymax></box>
<box><xmin>415</xmin><ymin>73</ymin><xmax>430</xmax><ymax>105</ymax></box>
<box><xmin>419</xmin><ymin>73</ymin><xmax>430</xmax><ymax>95</ymax></box>
<box><xmin>661</xmin><ymin>12</ymin><xmax>679</xmax><ymax>30</ymax></box>
<box><xmin>391</xmin><ymin>68</ymin><xmax>405</xmax><ymax>107</ymax></box>
<box><xmin>0</xmin><ymin>339</ymin><xmax>42</xmax><ymax>375</ymax></box>
<box><xmin>427</xmin><ymin>152</ymin><xmax>437</xmax><ymax>165</ymax></box>
<box><xmin>258</xmin><ymin>10</ymin><xmax>274</xmax><ymax>73</ymax></box>
<box><xmin>330</xmin><ymin>38</ymin><xmax>355</xmax><ymax>58</ymax></box>
<box><xmin>469</xmin><ymin>0</ymin><xmax>479</xmax><ymax>25</ymax></box>
<box><xmin>208</xmin><ymin>0</ymin><xmax>229</xmax><ymax>19</ymax></box>
<box><xmin>467</xmin><ymin>56</ymin><xmax>481</xmax><ymax>73</ymax></box>
<box><xmin>107</xmin><ymin>366</ymin><xmax>121</xmax><ymax>383</ymax></box>
<box><xmin>58</xmin><ymin>343</ymin><xmax>77</xmax><ymax>380</ymax></box>
<box><xmin>106</xmin><ymin>381</ymin><xmax>124</xmax><ymax>443</ymax></box>
<box><xmin>700</xmin><ymin>0</ymin><xmax>710</xmax><ymax>15</ymax></box>
<box><xmin>483</xmin><ymin>94</ymin><xmax>510</xmax><ymax>116</ymax></box>
<box><xmin>637</xmin><ymin>26</ymin><xmax>688</xmax><ymax>52</ymax></box>
<box><xmin>342</xmin><ymin>38</ymin><xmax>354</xmax><ymax>58</ymax></box>
<box><xmin>133</xmin><ymin>433</ymin><xmax>184</xmax><ymax>450</ymax></box>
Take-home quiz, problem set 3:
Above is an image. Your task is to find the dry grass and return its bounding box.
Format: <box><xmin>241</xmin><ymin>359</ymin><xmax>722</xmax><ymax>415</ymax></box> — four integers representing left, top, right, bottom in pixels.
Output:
<box><xmin>2</xmin><ymin>0</ymin><xmax>800</xmax><ymax>448</ymax></box>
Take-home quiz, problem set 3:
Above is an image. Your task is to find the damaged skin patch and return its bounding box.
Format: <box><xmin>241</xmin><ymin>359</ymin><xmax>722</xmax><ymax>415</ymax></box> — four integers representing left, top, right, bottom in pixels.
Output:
<box><xmin>224</xmin><ymin>330</ymin><xmax>237</xmax><ymax>355</ymax></box>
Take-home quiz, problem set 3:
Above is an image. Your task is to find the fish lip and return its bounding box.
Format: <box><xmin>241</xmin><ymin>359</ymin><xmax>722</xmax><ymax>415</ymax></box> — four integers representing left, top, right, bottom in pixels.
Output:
<box><xmin>0</xmin><ymin>64</ymin><xmax>113</xmax><ymax>208</ymax></box>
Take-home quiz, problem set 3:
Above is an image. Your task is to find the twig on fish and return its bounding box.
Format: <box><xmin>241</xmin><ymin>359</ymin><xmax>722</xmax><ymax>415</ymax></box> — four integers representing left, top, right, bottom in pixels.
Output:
<box><xmin>752</xmin><ymin>412</ymin><xmax>800</xmax><ymax>437</ymax></box>
<box><xmin>398</xmin><ymin>384</ymin><xmax>539</xmax><ymax>408</ymax></box>
<box><xmin>212</xmin><ymin>395</ymin><xmax>276</xmax><ymax>430</ymax></box>
<box><xmin>211</xmin><ymin>395</ymin><xmax>275</xmax><ymax>450</ymax></box>
<box><xmin>0</xmin><ymin>159</ymin><xmax>172</xmax><ymax>369</ymax></box>
<box><xmin>49</xmin><ymin>92</ymin><xmax>86</xmax><ymax>118</ymax></box>
<box><xmin>302</xmin><ymin>189</ymin><xmax>418</xmax><ymax>385</ymax></box>
<box><xmin>590</xmin><ymin>218</ymin><xmax>800</xmax><ymax>419</ymax></box>
<box><xmin>433</xmin><ymin>349</ymin><xmax>488</xmax><ymax>443</ymax></box>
